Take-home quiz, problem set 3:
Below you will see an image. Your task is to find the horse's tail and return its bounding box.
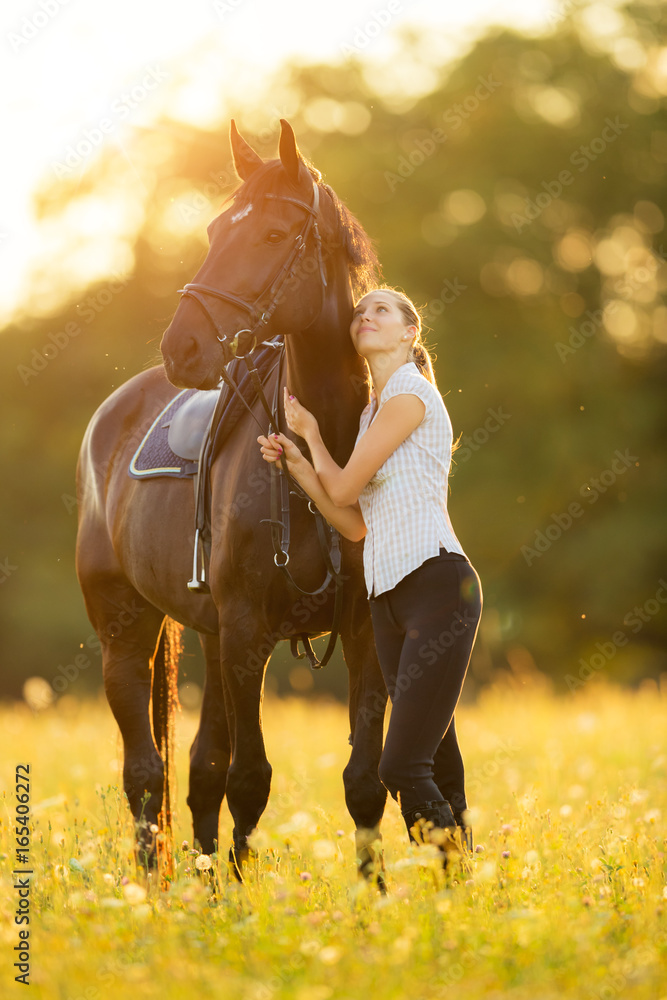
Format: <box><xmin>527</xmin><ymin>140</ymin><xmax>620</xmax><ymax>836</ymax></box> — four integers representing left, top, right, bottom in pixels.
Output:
<box><xmin>152</xmin><ymin>616</ymin><xmax>183</xmax><ymax>881</ymax></box>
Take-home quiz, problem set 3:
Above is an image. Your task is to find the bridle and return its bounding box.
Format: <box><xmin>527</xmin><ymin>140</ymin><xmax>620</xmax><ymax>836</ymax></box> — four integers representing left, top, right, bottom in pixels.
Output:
<box><xmin>181</xmin><ymin>177</ymin><xmax>343</xmax><ymax>669</ymax></box>
<box><xmin>177</xmin><ymin>179</ymin><xmax>328</xmax><ymax>360</ymax></box>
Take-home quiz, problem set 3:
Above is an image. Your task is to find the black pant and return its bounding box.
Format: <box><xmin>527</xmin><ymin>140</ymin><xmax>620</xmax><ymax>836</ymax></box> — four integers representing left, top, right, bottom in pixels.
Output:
<box><xmin>369</xmin><ymin>549</ymin><xmax>482</xmax><ymax>818</ymax></box>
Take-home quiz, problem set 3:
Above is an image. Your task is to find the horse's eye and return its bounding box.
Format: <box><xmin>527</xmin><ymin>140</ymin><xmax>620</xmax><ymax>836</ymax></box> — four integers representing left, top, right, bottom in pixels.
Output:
<box><xmin>266</xmin><ymin>231</ymin><xmax>286</xmax><ymax>244</ymax></box>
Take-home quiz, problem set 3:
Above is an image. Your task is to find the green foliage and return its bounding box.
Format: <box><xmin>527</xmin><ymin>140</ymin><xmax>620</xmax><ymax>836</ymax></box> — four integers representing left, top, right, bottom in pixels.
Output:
<box><xmin>1</xmin><ymin>6</ymin><xmax>666</xmax><ymax>698</ymax></box>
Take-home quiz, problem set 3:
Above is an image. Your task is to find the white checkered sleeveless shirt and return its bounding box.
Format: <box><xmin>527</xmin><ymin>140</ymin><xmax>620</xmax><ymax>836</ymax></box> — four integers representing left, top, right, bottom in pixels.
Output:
<box><xmin>356</xmin><ymin>362</ymin><xmax>467</xmax><ymax>597</ymax></box>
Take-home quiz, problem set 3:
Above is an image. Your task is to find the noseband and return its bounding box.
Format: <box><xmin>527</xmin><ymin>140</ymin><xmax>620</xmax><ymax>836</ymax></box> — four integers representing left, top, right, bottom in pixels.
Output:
<box><xmin>177</xmin><ymin>179</ymin><xmax>327</xmax><ymax>357</ymax></box>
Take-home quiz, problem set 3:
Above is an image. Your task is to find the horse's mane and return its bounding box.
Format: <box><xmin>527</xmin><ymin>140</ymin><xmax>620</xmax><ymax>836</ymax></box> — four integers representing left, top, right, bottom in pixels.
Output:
<box><xmin>229</xmin><ymin>159</ymin><xmax>382</xmax><ymax>299</ymax></box>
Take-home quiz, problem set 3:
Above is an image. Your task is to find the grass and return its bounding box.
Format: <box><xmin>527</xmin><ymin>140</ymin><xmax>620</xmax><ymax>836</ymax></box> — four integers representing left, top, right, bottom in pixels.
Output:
<box><xmin>1</xmin><ymin>680</ymin><xmax>666</xmax><ymax>999</ymax></box>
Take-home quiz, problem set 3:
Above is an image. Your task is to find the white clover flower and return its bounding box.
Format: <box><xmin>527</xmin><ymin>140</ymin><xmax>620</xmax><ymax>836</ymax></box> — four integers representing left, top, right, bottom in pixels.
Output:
<box><xmin>122</xmin><ymin>882</ymin><xmax>147</xmax><ymax>904</ymax></box>
<box><xmin>313</xmin><ymin>839</ymin><xmax>336</xmax><ymax>860</ymax></box>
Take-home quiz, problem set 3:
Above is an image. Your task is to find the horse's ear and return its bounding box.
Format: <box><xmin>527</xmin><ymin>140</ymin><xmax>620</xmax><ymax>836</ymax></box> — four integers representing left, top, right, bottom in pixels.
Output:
<box><xmin>230</xmin><ymin>119</ymin><xmax>263</xmax><ymax>180</ymax></box>
<box><xmin>279</xmin><ymin>119</ymin><xmax>306</xmax><ymax>187</ymax></box>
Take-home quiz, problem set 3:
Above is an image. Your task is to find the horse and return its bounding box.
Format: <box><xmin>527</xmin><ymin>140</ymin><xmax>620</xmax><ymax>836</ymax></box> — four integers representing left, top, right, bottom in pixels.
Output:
<box><xmin>76</xmin><ymin>119</ymin><xmax>390</xmax><ymax>881</ymax></box>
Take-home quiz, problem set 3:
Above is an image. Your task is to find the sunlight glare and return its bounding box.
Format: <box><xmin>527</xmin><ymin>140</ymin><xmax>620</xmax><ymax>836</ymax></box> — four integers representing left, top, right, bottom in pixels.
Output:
<box><xmin>0</xmin><ymin>0</ymin><xmax>557</xmax><ymax>324</ymax></box>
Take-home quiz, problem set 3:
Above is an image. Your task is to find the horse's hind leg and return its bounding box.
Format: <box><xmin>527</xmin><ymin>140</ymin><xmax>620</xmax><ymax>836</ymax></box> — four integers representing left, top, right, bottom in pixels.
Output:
<box><xmin>187</xmin><ymin>633</ymin><xmax>231</xmax><ymax>855</ymax></box>
<box><xmin>79</xmin><ymin>566</ymin><xmax>167</xmax><ymax>863</ymax></box>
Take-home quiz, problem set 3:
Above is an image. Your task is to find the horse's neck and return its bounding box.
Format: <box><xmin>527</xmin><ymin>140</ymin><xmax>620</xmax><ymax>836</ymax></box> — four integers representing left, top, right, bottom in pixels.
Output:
<box><xmin>284</xmin><ymin>282</ymin><xmax>368</xmax><ymax>467</ymax></box>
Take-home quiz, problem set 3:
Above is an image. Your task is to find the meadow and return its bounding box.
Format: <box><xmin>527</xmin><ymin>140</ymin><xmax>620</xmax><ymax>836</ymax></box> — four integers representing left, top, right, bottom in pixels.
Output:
<box><xmin>1</xmin><ymin>679</ymin><xmax>666</xmax><ymax>1000</ymax></box>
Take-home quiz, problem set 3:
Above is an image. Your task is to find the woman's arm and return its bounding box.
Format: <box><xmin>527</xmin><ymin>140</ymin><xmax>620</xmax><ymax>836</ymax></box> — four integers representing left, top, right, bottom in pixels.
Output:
<box><xmin>257</xmin><ymin>434</ymin><xmax>367</xmax><ymax>542</ymax></box>
<box><xmin>285</xmin><ymin>388</ymin><xmax>425</xmax><ymax>507</ymax></box>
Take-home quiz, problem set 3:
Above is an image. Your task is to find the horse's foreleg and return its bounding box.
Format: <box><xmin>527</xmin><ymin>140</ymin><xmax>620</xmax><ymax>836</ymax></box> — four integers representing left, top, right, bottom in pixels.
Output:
<box><xmin>341</xmin><ymin>610</ymin><xmax>389</xmax><ymax>887</ymax></box>
<box><xmin>187</xmin><ymin>633</ymin><xmax>231</xmax><ymax>855</ymax></box>
<box><xmin>218</xmin><ymin>621</ymin><xmax>273</xmax><ymax>880</ymax></box>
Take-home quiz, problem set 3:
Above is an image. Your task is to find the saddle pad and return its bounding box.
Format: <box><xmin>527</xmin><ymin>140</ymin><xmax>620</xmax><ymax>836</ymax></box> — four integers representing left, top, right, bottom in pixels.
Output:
<box><xmin>129</xmin><ymin>389</ymin><xmax>199</xmax><ymax>479</ymax></box>
<box><xmin>128</xmin><ymin>337</ymin><xmax>283</xmax><ymax>481</ymax></box>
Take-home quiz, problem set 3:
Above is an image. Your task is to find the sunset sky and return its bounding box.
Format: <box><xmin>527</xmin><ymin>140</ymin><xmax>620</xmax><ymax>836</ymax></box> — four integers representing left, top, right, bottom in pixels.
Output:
<box><xmin>1</xmin><ymin>0</ymin><xmax>580</xmax><ymax>323</ymax></box>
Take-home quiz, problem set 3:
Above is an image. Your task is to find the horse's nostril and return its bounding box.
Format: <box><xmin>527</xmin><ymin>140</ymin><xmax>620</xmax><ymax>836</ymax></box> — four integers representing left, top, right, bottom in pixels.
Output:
<box><xmin>182</xmin><ymin>336</ymin><xmax>199</xmax><ymax>363</ymax></box>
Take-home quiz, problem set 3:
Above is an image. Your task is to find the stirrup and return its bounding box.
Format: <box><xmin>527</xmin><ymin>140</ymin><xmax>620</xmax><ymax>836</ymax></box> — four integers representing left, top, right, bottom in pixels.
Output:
<box><xmin>187</xmin><ymin>529</ymin><xmax>210</xmax><ymax>593</ymax></box>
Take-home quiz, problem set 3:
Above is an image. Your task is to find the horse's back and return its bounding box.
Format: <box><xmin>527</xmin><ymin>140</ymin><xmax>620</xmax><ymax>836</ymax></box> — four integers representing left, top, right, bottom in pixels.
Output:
<box><xmin>79</xmin><ymin>365</ymin><xmax>175</xmax><ymax>459</ymax></box>
<box><xmin>76</xmin><ymin>366</ymin><xmax>194</xmax><ymax>602</ymax></box>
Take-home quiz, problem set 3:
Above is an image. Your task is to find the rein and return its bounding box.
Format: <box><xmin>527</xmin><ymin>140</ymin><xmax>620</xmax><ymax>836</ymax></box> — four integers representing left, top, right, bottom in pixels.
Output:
<box><xmin>181</xmin><ymin>178</ymin><xmax>343</xmax><ymax>670</ymax></box>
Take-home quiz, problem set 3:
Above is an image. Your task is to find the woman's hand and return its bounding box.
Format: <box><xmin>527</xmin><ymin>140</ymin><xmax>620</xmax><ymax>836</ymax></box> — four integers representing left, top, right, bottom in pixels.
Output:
<box><xmin>283</xmin><ymin>387</ymin><xmax>320</xmax><ymax>443</ymax></box>
<box><xmin>257</xmin><ymin>432</ymin><xmax>306</xmax><ymax>474</ymax></box>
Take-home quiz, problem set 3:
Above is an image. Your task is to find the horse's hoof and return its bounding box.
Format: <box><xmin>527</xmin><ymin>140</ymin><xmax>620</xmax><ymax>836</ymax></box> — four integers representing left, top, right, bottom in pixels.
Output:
<box><xmin>227</xmin><ymin>844</ymin><xmax>257</xmax><ymax>882</ymax></box>
<box><xmin>227</xmin><ymin>847</ymin><xmax>244</xmax><ymax>882</ymax></box>
<box><xmin>375</xmin><ymin>869</ymin><xmax>388</xmax><ymax>895</ymax></box>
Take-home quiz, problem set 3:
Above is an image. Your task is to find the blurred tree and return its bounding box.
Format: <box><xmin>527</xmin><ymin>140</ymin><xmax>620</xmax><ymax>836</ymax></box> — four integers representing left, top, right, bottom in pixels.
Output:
<box><xmin>1</xmin><ymin>2</ymin><xmax>665</xmax><ymax>701</ymax></box>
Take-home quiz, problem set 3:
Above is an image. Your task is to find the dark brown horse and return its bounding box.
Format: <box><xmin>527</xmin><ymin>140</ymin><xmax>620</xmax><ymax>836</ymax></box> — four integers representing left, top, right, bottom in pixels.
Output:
<box><xmin>76</xmin><ymin>120</ymin><xmax>389</xmax><ymax>879</ymax></box>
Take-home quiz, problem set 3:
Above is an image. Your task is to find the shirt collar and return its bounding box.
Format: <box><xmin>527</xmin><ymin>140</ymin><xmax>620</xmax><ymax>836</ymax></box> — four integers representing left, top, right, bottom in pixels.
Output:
<box><xmin>377</xmin><ymin>361</ymin><xmax>418</xmax><ymax>402</ymax></box>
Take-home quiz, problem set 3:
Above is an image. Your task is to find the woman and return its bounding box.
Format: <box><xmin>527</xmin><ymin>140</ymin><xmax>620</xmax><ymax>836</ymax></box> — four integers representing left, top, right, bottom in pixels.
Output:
<box><xmin>258</xmin><ymin>288</ymin><xmax>482</xmax><ymax>861</ymax></box>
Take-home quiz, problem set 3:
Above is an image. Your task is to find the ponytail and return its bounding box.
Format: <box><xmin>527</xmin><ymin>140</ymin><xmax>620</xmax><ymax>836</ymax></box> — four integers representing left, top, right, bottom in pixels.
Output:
<box><xmin>408</xmin><ymin>339</ymin><xmax>436</xmax><ymax>385</ymax></box>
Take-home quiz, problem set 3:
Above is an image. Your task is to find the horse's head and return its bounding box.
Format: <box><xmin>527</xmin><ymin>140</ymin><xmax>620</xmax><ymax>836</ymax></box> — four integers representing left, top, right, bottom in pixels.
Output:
<box><xmin>161</xmin><ymin>119</ymin><xmax>341</xmax><ymax>389</ymax></box>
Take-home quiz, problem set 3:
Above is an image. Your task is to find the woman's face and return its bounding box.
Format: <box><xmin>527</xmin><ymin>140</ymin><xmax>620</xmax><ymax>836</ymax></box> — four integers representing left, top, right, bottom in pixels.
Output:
<box><xmin>349</xmin><ymin>292</ymin><xmax>416</xmax><ymax>359</ymax></box>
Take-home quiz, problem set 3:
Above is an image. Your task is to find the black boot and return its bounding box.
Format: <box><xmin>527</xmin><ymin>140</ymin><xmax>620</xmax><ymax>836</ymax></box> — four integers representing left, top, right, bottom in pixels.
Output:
<box><xmin>452</xmin><ymin>815</ymin><xmax>473</xmax><ymax>854</ymax></box>
<box><xmin>402</xmin><ymin>800</ymin><xmax>453</xmax><ymax>841</ymax></box>
<box><xmin>403</xmin><ymin>799</ymin><xmax>472</xmax><ymax>868</ymax></box>
<box><xmin>458</xmin><ymin>824</ymin><xmax>473</xmax><ymax>854</ymax></box>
